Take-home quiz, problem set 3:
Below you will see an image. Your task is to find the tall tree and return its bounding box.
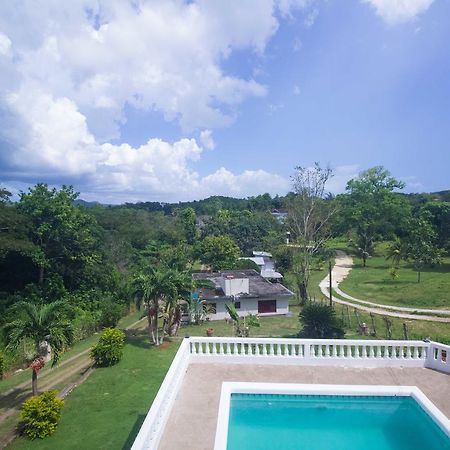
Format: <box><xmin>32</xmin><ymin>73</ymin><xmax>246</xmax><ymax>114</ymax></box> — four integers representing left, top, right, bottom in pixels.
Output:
<box><xmin>404</xmin><ymin>216</ymin><xmax>441</xmax><ymax>283</ymax></box>
<box><xmin>17</xmin><ymin>184</ymin><xmax>98</xmax><ymax>287</ymax></box>
<box><xmin>287</xmin><ymin>163</ymin><xmax>336</xmax><ymax>301</ymax></box>
<box><xmin>340</xmin><ymin>166</ymin><xmax>409</xmax><ymax>267</ymax></box>
<box><xmin>178</xmin><ymin>207</ymin><xmax>197</xmax><ymax>244</ymax></box>
<box><xmin>199</xmin><ymin>235</ymin><xmax>240</xmax><ymax>271</ymax></box>
<box><xmin>4</xmin><ymin>301</ymin><xmax>74</xmax><ymax>395</ymax></box>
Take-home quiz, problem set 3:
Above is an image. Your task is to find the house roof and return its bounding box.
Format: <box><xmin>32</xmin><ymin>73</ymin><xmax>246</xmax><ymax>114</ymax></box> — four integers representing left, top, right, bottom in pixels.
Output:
<box><xmin>192</xmin><ymin>269</ymin><xmax>293</xmax><ymax>300</ymax></box>
<box><xmin>260</xmin><ymin>269</ymin><xmax>283</xmax><ymax>279</ymax></box>
<box><xmin>252</xmin><ymin>251</ymin><xmax>272</xmax><ymax>258</ymax></box>
<box><xmin>238</xmin><ymin>256</ymin><xmax>265</xmax><ymax>266</ymax></box>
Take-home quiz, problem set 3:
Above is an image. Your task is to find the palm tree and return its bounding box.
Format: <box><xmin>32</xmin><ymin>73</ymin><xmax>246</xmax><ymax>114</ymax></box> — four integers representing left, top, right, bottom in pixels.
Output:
<box><xmin>386</xmin><ymin>238</ymin><xmax>404</xmax><ymax>269</ymax></box>
<box><xmin>132</xmin><ymin>268</ymin><xmax>179</xmax><ymax>345</ymax></box>
<box><xmin>4</xmin><ymin>301</ymin><xmax>74</xmax><ymax>396</ymax></box>
<box><xmin>161</xmin><ymin>271</ymin><xmax>192</xmax><ymax>337</ymax></box>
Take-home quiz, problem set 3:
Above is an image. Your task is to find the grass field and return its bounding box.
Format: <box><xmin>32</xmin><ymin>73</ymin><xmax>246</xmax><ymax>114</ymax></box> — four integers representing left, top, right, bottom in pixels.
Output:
<box><xmin>0</xmin><ymin>311</ymin><xmax>143</xmax><ymax>396</ymax></box>
<box><xmin>339</xmin><ymin>252</ymin><xmax>450</xmax><ymax>310</ymax></box>
<box><xmin>8</xmin><ymin>333</ymin><xmax>179</xmax><ymax>450</ymax></box>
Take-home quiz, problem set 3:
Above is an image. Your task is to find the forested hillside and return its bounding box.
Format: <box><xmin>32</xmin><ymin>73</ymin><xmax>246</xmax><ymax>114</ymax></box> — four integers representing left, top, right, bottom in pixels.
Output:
<box><xmin>1</xmin><ymin>167</ymin><xmax>449</xmax><ymax>375</ymax></box>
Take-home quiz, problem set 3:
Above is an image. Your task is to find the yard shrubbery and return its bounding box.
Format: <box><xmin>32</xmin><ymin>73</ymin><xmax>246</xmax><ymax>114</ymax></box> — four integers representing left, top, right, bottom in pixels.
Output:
<box><xmin>299</xmin><ymin>302</ymin><xmax>345</xmax><ymax>339</ymax></box>
<box><xmin>90</xmin><ymin>328</ymin><xmax>125</xmax><ymax>367</ymax></box>
<box><xmin>20</xmin><ymin>390</ymin><xmax>64</xmax><ymax>439</ymax></box>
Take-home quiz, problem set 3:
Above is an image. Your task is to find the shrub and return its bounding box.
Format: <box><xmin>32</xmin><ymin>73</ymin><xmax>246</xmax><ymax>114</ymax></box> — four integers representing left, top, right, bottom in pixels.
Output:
<box><xmin>90</xmin><ymin>327</ymin><xmax>125</xmax><ymax>367</ymax></box>
<box><xmin>99</xmin><ymin>302</ymin><xmax>124</xmax><ymax>328</ymax></box>
<box><xmin>299</xmin><ymin>302</ymin><xmax>345</xmax><ymax>339</ymax></box>
<box><xmin>0</xmin><ymin>351</ymin><xmax>4</xmax><ymax>379</ymax></box>
<box><xmin>20</xmin><ymin>390</ymin><xmax>64</xmax><ymax>439</ymax></box>
<box><xmin>72</xmin><ymin>308</ymin><xmax>99</xmax><ymax>342</ymax></box>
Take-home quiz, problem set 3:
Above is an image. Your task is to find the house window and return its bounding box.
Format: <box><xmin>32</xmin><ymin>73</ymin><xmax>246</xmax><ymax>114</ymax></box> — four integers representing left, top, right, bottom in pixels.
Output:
<box><xmin>208</xmin><ymin>303</ymin><xmax>217</xmax><ymax>314</ymax></box>
<box><xmin>258</xmin><ymin>300</ymin><xmax>276</xmax><ymax>314</ymax></box>
<box><xmin>234</xmin><ymin>301</ymin><xmax>241</xmax><ymax>309</ymax></box>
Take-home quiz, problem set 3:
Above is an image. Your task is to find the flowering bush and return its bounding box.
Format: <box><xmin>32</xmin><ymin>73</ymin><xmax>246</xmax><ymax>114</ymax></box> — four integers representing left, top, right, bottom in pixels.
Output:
<box><xmin>20</xmin><ymin>390</ymin><xmax>64</xmax><ymax>439</ymax></box>
<box><xmin>29</xmin><ymin>358</ymin><xmax>45</xmax><ymax>372</ymax></box>
<box><xmin>90</xmin><ymin>327</ymin><xmax>125</xmax><ymax>367</ymax></box>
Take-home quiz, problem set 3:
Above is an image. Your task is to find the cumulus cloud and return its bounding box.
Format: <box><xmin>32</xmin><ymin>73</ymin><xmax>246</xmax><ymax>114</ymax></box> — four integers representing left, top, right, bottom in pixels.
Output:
<box><xmin>1</xmin><ymin>83</ymin><xmax>288</xmax><ymax>203</ymax></box>
<box><xmin>325</xmin><ymin>165</ymin><xmax>360</xmax><ymax>194</ymax></box>
<box><xmin>0</xmin><ymin>0</ymin><xmax>296</xmax><ymax>201</ymax></box>
<box><xmin>363</xmin><ymin>0</ymin><xmax>434</xmax><ymax>25</ymax></box>
<box><xmin>199</xmin><ymin>130</ymin><xmax>215</xmax><ymax>150</ymax></box>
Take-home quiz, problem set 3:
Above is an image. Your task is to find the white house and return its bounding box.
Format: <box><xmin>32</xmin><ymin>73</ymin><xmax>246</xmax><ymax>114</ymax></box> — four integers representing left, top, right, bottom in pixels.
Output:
<box><xmin>192</xmin><ymin>269</ymin><xmax>293</xmax><ymax>320</ymax></box>
<box><xmin>240</xmin><ymin>251</ymin><xmax>283</xmax><ymax>280</ymax></box>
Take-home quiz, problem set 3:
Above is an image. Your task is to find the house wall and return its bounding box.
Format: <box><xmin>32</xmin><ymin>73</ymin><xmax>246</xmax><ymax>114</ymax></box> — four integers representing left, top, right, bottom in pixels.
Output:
<box><xmin>205</xmin><ymin>297</ymin><xmax>290</xmax><ymax>321</ymax></box>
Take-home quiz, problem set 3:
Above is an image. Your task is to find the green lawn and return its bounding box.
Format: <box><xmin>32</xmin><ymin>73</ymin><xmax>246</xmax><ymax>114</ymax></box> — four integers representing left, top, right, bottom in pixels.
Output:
<box><xmin>0</xmin><ymin>311</ymin><xmax>142</xmax><ymax>395</ymax></box>
<box><xmin>331</xmin><ymin>299</ymin><xmax>450</xmax><ymax>343</ymax></box>
<box><xmin>182</xmin><ymin>301</ymin><xmax>301</xmax><ymax>339</ymax></box>
<box><xmin>9</xmin><ymin>333</ymin><xmax>180</xmax><ymax>450</ymax></box>
<box><xmin>339</xmin><ymin>254</ymin><xmax>450</xmax><ymax>309</ymax></box>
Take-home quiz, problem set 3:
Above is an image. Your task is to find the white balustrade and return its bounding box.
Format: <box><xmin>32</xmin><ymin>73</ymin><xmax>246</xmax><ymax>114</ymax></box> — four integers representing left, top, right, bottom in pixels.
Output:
<box><xmin>188</xmin><ymin>337</ymin><xmax>430</xmax><ymax>368</ymax></box>
<box><xmin>132</xmin><ymin>337</ymin><xmax>449</xmax><ymax>450</ymax></box>
<box><xmin>426</xmin><ymin>341</ymin><xmax>450</xmax><ymax>373</ymax></box>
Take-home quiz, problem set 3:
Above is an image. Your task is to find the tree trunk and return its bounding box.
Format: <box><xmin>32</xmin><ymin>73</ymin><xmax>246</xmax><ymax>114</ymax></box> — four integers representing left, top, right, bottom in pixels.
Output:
<box><xmin>417</xmin><ymin>270</ymin><xmax>421</xmax><ymax>283</ymax></box>
<box><xmin>32</xmin><ymin>369</ymin><xmax>38</xmax><ymax>396</ymax></box>
<box><xmin>38</xmin><ymin>266</ymin><xmax>44</xmax><ymax>285</ymax></box>
<box><xmin>147</xmin><ymin>312</ymin><xmax>155</xmax><ymax>344</ymax></box>
<box><xmin>154</xmin><ymin>315</ymin><xmax>159</xmax><ymax>346</ymax></box>
<box><xmin>362</xmin><ymin>255</ymin><xmax>367</xmax><ymax>267</ymax></box>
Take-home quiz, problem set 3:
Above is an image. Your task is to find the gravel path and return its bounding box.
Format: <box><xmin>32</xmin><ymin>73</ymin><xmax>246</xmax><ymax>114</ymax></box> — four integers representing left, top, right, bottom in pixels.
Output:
<box><xmin>319</xmin><ymin>250</ymin><xmax>450</xmax><ymax>322</ymax></box>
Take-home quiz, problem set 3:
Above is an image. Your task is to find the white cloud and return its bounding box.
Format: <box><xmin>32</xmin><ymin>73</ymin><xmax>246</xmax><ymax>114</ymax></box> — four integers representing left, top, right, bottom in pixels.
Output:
<box><xmin>304</xmin><ymin>8</ymin><xmax>319</xmax><ymax>28</ymax></box>
<box><xmin>0</xmin><ymin>32</ymin><xmax>12</xmax><ymax>56</ymax></box>
<box><xmin>293</xmin><ymin>85</ymin><xmax>301</xmax><ymax>95</ymax></box>
<box><xmin>325</xmin><ymin>165</ymin><xmax>360</xmax><ymax>194</ymax></box>
<box><xmin>0</xmin><ymin>0</ymin><xmax>274</xmax><ymax>141</ymax></box>
<box><xmin>363</xmin><ymin>0</ymin><xmax>434</xmax><ymax>25</ymax></box>
<box><xmin>0</xmin><ymin>0</ymin><xmax>295</xmax><ymax>202</ymax></box>
<box><xmin>277</xmin><ymin>0</ymin><xmax>313</xmax><ymax>18</ymax></box>
<box><xmin>1</xmin><ymin>82</ymin><xmax>287</xmax><ymax>202</ymax></box>
<box><xmin>200</xmin><ymin>130</ymin><xmax>215</xmax><ymax>150</ymax></box>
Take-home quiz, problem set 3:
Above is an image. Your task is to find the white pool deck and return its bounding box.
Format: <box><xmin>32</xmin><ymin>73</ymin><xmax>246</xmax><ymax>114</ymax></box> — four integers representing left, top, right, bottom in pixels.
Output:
<box><xmin>131</xmin><ymin>337</ymin><xmax>450</xmax><ymax>450</ymax></box>
<box><xmin>159</xmin><ymin>363</ymin><xmax>450</xmax><ymax>450</ymax></box>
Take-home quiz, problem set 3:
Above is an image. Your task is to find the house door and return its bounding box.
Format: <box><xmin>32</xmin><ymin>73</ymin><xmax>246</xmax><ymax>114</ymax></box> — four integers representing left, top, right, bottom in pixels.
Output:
<box><xmin>258</xmin><ymin>300</ymin><xmax>277</xmax><ymax>314</ymax></box>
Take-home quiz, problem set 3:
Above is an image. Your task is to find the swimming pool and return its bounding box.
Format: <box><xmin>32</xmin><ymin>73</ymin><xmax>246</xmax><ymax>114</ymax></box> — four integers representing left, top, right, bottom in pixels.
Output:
<box><xmin>214</xmin><ymin>384</ymin><xmax>450</xmax><ymax>450</ymax></box>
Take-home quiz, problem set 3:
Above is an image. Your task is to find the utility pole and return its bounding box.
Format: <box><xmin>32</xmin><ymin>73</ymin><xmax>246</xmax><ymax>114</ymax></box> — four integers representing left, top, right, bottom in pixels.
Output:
<box><xmin>329</xmin><ymin>259</ymin><xmax>333</xmax><ymax>307</ymax></box>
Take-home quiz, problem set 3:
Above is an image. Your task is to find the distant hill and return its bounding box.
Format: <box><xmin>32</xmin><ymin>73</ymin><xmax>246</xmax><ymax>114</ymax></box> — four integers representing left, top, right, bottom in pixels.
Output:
<box><xmin>77</xmin><ymin>189</ymin><xmax>450</xmax><ymax>215</ymax></box>
<box><xmin>74</xmin><ymin>199</ymin><xmax>101</xmax><ymax>208</ymax></box>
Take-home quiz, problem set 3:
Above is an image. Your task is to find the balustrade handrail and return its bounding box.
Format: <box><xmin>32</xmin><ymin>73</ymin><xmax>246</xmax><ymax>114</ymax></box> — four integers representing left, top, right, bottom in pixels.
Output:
<box><xmin>189</xmin><ymin>336</ymin><xmax>428</xmax><ymax>346</ymax></box>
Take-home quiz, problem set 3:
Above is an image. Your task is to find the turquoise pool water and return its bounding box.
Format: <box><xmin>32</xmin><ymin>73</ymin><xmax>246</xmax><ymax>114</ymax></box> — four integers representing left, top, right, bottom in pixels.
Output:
<box><xmin>227</xmin><ymin>394</ymin><xmax>450</xmax><ymax>450</ymax></box>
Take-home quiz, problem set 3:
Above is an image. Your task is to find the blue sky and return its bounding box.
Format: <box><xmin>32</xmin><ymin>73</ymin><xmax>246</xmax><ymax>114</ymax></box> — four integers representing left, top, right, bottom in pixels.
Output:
<box><xmin>0</xmin><ymin>0</ymin><xmax>449</xmax><ymax>203</ymax></box>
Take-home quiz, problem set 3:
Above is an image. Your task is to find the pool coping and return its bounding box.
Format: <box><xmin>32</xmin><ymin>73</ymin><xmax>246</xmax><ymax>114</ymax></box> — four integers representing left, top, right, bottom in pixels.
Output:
<box><xmin>214</xmin><ymin>382</ymin><xmax>450</xmax><ymax>450</ymax></box>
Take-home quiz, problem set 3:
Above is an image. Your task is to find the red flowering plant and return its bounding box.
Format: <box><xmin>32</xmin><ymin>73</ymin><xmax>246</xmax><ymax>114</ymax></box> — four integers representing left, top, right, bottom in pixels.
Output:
<box><xmin>29</xmin><ymin>357</ymin><xmax>45</xmax><ymax>373</ymax></box>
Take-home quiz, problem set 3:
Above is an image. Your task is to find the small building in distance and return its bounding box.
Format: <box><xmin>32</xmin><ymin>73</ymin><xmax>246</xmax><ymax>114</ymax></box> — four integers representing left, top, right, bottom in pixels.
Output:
<box><xmin>271</xmin><ymin>208</ymin><xmax>288</xmax><ymax>223</ymax></box>
<box><xmin>192</xmin><ymin>269</ymin><xmax>293</xmax><ymax>321</ymax></box>
<box><xmin>240</xmin><ymin>251</ymin><xmax>283</xmax><ymax>280</ymax></box>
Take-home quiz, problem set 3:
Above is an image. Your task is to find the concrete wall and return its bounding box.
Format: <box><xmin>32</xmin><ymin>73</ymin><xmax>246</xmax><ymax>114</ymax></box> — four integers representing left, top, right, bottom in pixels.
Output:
<box><xmin>205</xmin><ymin>297</ymin><xmax>290</xmax><ymax>321</ymax></box>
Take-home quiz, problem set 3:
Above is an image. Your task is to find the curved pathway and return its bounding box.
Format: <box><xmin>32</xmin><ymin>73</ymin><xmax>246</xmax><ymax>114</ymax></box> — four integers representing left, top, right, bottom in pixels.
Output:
<box><xmin>319</xmin><ymin>250</ymin><xmax>450</xmax><ymax>322</ymax></box>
